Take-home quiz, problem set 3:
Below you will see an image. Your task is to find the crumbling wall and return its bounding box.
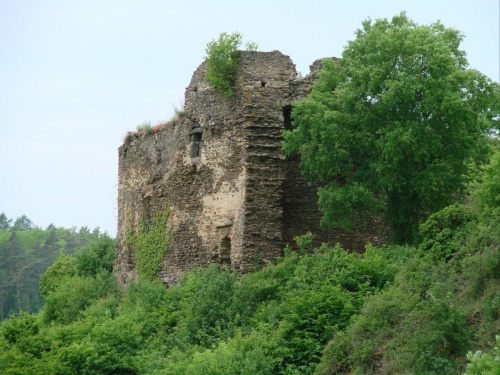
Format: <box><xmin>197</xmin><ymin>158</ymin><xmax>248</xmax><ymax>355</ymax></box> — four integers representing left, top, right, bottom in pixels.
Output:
<box><xmin>116</xmin><ymin>58</ymin><xmax>249</xmax><ymax>286</ymax></box>
<box><xmin>116</xmin><ymin>51</ymin><xmax>385</xmax><ymax>287</ymax></box>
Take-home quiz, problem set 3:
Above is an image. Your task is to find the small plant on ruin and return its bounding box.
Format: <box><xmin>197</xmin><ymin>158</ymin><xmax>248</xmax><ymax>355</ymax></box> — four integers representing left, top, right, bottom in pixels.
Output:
<box><xmin>136</xmin><ymin>121</ymin><xmax>153</xmax><ymax>134</ymax></box>
<box><xmin>127</xmin><ymin>207</ymin><xmax>172</xmax><ymax>282</ymax></box>
<box><xmin>205</xmin><ymin>32</ymin><xmax>259</xmax><ymax>97</ymax></box>
<box><xmin>205</xmin><ymin>32</ymin><xmax>242</xmax><ymax>98</ymax></box>
<box><xmin>173</xmin><ymin>99</ymin><xmax>187</xmax><ymax>119</ymax></box>
<box><xmin>245</xmin><ymin>41</ymin><xmax>259</xmax><ymax>51</ymax></box>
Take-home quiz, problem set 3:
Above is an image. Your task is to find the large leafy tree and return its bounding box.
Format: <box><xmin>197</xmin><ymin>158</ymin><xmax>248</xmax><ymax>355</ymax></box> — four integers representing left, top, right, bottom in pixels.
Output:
<box><xmin>283</xmin><ymin>13</ymin><xmax>500</xmax><ymax>244</ymax></box>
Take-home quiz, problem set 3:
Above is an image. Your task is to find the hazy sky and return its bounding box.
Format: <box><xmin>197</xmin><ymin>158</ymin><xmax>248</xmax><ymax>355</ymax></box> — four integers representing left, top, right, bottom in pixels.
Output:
<box><xmin>0</xmin><ymin>0</ymin><xmax>498</xmax><ymax>236</ymax></box>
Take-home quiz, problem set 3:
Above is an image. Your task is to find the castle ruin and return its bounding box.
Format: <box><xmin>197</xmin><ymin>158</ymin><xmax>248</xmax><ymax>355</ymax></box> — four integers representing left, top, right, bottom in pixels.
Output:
<box><xmin>115</xmin><ymin>51</ymin><xmax>384</xmax><ymax>286</ymax></box>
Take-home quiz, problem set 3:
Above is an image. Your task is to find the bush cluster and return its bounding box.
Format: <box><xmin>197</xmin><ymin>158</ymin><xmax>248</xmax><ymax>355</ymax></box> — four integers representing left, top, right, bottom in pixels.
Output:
<box><xmin>204</xmin><ymin>32</ymin><xmax>258</xmax><ymax>97</ymax></box>
<box><xmin>204</xmin><ymin>32</ymin><xmax>242</xmax><ymax>98</ymax></box>
<box><xmin>0</xmin><ymin>240</ymin><xmax>396</xmax><ymax>374</ymax></box>
<box><xmin>1</xmin><ymin>151</ymin><xmax>499</xmax><ymax>374</ymax></box>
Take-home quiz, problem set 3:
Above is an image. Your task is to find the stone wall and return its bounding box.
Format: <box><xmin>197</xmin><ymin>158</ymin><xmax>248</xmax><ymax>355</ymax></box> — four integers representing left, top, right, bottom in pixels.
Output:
<box><xmin>115</xmin><ymin>51</ymin><xmax>385</xmax><ymax>287</ymax></box>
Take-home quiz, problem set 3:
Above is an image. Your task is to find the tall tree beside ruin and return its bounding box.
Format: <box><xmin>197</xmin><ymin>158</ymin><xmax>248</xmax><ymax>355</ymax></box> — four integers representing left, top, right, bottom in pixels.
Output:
<box><xmin>283</xmin><ymin>12</ymin><xmax>500</xmax><ymax>244</ymax></box>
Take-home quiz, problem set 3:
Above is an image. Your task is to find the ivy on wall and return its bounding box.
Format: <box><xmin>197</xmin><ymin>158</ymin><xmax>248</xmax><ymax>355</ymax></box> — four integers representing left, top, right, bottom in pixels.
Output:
<box><xmin>127</xmin><ymin>207</ymin><xmax>172</xmax><ymax>282</ymax></box>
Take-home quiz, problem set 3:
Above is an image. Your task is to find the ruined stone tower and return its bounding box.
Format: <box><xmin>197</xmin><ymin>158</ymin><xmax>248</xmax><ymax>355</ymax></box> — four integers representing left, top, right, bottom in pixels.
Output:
<box><xmin>115</xmin><ymin>51</ymin><xmax>383</xmax><ymax>286</ymax></box>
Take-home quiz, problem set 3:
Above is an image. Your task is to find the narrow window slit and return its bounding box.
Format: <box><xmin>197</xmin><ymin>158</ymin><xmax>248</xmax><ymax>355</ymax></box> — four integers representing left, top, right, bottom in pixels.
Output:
<box><xmin>189</xmin><ymin>127</ymin><xmax>203</xmax><ymax>162</ymax></box>
<box><xmin>219</xmin><ymin>236</ymin><xmax>231</xmax><ymax>266</ymax></box>
<box><xmin>283</xmin><ymin>105</ymin><xmax>292</xmax><ymax>130</ymax></box>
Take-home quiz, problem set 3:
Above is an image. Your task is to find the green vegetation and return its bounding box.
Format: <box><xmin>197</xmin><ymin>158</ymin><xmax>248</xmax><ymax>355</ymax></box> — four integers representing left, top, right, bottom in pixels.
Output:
<box><xmin>313</xmin><ymin>151</ymin><xmax>500</xmax><ymax>374</ymax></box>
<box><xmin>0</xmin><ymin>235</ymin><xmax>398</xmax><ymax>374</ymax></box>
<box><xmin>0</xmin><ymin>216</ymin><xmax>108</xmax><ymax>320</ymax></box>
<box><xmin>205</xmin><ymin>32</ymin><xmax>242</xmax><ymax>97</ymax></box>
<box><xmin>127</xmin><ymin>207</ymin><xmax>172</xmax><ymax>282</ymax></box>
<box><xmin>204</xmin><ymin>32</ymin><xmax>258</xmax><ymax>97</ymax></box>
<box><xmin>283</xmin><ymin>12</ymin><xmax>500</xmax><ymax>244</ymax></box>
<box><xmin>1</xmin><ymin>14</ymin><xmax>499</xmax><ymax>374</ymax></box>
<box><xmin>463</xmin><ymin>336</ymin><xmax>500</xmax><ymax>375</ymax></box>
<box><xmin>173</xmin><ymin>100</ymin><xmax>186</xmax><ymax>119</ymax></box>
<box><xmin>136</xmin><ymin>121</ymin><xmax>153</xmax><ymax>134</ymax></box>
<box><xmin>0</xmin><ymin>155</ymin><xmax>498</xmax><ymax>373</ymax></box>
<box><xmin>245</xmin><ymin>40</ymin><xmax>259</xmax><ymax>51</ymax></box>
<box><xmin>39</xmin><ymin>238</ymin><xmax>117</xmax><ymax>325</ymax></box>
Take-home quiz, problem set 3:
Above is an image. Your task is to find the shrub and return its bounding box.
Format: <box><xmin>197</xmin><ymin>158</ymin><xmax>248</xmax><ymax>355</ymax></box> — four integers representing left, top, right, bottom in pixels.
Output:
<box><xmin>463</xmin><ymin>335</ymin><xmax>500</xmax><ymax>375</ymax></box>
<box><xmin>0</xmin><ymin>313</ymin><xmax>39</xmax><ymax>345</ymax></box>
<box><xmin>419</xmin><ymin>204</ymin><xmax>475</xmax><ymax>261</ymax></box>
<box><xmin>74</xmin><ymin>235</ymin><xmax>116</xmax><ymax>277</ymax></box>
<box><xmin>39</xmin><ymin>255</ymin><xmax>76</xmax><ymax>300</ymax></box>
<box><xmin>205</xmin><ymin>32</ymin><xmax>242</xmax><ymax>97</ymax></box>
<box><xmin>177</xmin><ymin>265</ymin><xmax>238</xmax><ymax>347</ymax></box>
<box><xmin>476</xmin><ymin>150</ymin><xmax>500</xmax><ymax>228</ymax></box>
<box><xmin>245</xmin><ymin>41</ymin><xmax>259</xmax><ymax>51</ymax></box>
<box><xmin>41</xmin><ymin>272</ymin><xmax>117</xmax><ymax>324</ymax></box>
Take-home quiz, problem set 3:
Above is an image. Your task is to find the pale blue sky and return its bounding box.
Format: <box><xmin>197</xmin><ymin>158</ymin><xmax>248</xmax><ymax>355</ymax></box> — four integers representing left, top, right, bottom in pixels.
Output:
<box><xmin>0</xmin><ymin>0</ymin><xmax>498</xmax><ymax>236</ymax></box>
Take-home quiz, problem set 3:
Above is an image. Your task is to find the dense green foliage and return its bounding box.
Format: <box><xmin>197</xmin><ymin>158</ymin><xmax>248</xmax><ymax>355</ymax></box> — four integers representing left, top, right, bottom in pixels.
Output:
<box><xmin>2</xmin><ymin>151</ymin><xmax>498</xmax><ymax>375</ymax></box>
<box><xmin>0</xmin><ymin>216</ymin><xmax>107</xmax><ymax>320</ymax></box>
<box><xmin>283</xmin><ymin>13</ymin><xmax>500</xmax><ymax>244</ymax></box>
<box><xmin>39</xmin><ymin>236</ymin><xmax>118</xmax><ymax>325</ymax></box>
<box><xmin>205</xmin><ymin>32</ymin><xmax>243</xmax><ymax>97</ymax></box>
<box><xmin>1</xmin><ymin>152</ymin><xmax>498</xmax><ymax>373</ymax></box>
<box><xmin>127</xmin><ymin>208</ymin><xmax>172</xmax><ymax>282</ymax></box>
<box><xmin>315</xmin><ymin>152</ymin><xmax>500</xmax><ymax>375</ymax></box>
<box><xmin>463</xmin><ymin>336</ymin><xmax>500</xmax><ymax>375</ymax></box>
<box><xmin>0</xmin><ymin>234</ymin><xmax>398</xmax><ymax>374</ymax></box>
<box><xmin>1</xmin><ymin>16</ymin><xmax>499</xmax><ymax>374</ymax></box>
<box><xmin>204</xmin><ymin>32</ymin><xmax>258</xmax><ymax>97</ymax></box>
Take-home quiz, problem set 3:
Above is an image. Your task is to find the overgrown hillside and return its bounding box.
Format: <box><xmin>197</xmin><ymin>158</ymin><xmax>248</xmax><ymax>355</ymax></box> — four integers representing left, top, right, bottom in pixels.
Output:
<box><xmin>0</xmin><ymin>150</ymin><xmax>498</xmax><ymax>374</ymax></box>
<box><xmin>1</xmin><ymin>13</ymin><xmax>499</xmax><ymax>374</ymax></box>
<box><xmin>0</xmin><ymin>215</ymin><xmax>109</xmax><ymax>320</ymax></box>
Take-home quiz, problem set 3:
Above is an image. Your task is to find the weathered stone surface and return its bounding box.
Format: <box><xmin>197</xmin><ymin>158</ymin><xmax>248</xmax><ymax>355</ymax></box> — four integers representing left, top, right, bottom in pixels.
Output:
<box><xmin>115</xmin><ymin>51</ymin><xmax>385</xmax><ymax>287</ymax></box>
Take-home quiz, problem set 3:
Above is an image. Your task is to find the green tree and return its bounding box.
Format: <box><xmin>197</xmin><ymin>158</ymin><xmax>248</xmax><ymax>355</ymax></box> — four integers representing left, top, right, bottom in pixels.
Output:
<box><xmin>0</xmin><ymin>213</ymin><xmax>12</xmax><ymax>230</ymax></box>
<box><xmin>283</xmin><ymin>13</ymin><xmax>500</xmax><ymax>244</ymax></box>
<box><xmin>12</xmin><ymin>215</ymin><xmax>33</xmax><ymax>231</ymax></box>
<box><xmin>74</xmin><ymin>235</ymin><xmax>116</xmax><ymax>277</ymax></box>
<box><xmin>0</xmin><ymin>232</ymin><xmax>23</xmax><ymax>319</ymax></box>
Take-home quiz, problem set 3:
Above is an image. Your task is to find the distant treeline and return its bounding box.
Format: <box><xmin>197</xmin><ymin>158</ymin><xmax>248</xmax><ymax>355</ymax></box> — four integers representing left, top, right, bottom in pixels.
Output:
<box><xmin>0</xmin><ymin>213</ymin><xmax>110</xmax><ymax>320</ymax></box>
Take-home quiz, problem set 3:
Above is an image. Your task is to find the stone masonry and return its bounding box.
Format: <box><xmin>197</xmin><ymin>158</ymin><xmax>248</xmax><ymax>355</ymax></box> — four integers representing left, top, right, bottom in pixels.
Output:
<box><xmin>115</xmin><ymin>51</ymin><xmax>384</xmax><ymax>287</ymax></box>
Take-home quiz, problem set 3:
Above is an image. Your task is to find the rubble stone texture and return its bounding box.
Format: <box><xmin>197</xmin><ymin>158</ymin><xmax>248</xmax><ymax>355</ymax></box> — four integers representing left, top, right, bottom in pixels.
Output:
<box><xmin>116</xmin><ymin>51</ymin><xmax>385</xmax><ymax>287</ymax></box>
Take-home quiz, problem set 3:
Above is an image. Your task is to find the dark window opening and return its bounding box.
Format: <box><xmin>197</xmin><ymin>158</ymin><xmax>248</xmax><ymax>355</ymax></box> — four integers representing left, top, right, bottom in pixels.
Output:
<box><xmin>219</xmin><ymin>236</ymin><xmax>231</xmax><ymax>266</ymax></box>
<box><xmin>189</xmin><ymin>127</ymin><xmax>203</xmax><ymax>161</ymax></box>
<box><xmin>283</xmin><ymin>105</ymin><xmax>292</xmax><ymax>130</ymax></box>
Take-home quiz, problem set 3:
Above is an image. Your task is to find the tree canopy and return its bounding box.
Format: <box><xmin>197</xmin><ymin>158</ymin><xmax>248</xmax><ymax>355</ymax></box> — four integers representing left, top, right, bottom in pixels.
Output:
<box><xmin>283</xmin><ymin>13</ymin><xmax>500</xmax><ymax>243</ymax></box>
<box><xmin>0</xmin><ymin>214</ymin><xmax>107</xmax><ymax>320</ymax></box>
